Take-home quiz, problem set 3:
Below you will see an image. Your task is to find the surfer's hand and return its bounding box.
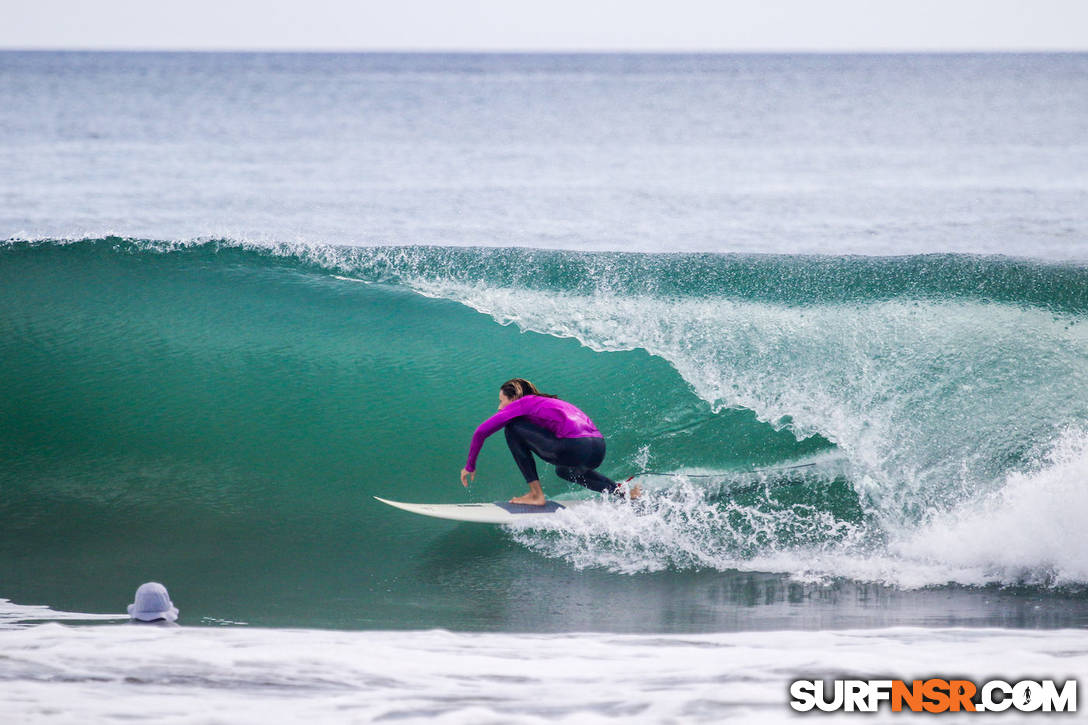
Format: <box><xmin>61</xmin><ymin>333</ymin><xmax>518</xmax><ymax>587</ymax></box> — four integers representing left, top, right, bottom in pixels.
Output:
<box><xmin>461</xmin><ymin>468</ymin><xmax>475</xmax><ymax>487</ymax></box>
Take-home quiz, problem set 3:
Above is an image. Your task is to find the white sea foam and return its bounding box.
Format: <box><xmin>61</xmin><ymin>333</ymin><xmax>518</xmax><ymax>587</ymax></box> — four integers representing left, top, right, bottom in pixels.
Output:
<box><xmin>0</xmin><ymin>599</ymin><xmax>124</xmax><ymax>628</ymax></box>
<box><xmin>0</xmin><ymin>622</ymin><xmax>1083</xmax><ymax>724</ymax></box>
<box><xmin>509</xmin><ymin>476</ymin><xmax>869</xmax><ymax>577</ymax></box>
<box><xmin>893</xmin><ymin>427</ymin><xmax>1088</xmax><ymax>587</ymax></box>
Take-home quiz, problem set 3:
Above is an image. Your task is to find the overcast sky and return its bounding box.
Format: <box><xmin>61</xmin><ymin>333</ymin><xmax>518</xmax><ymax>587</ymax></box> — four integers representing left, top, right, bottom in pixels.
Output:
<box><xmin>4</xmin><ymin>0</ymin><xmax>1087</xmax><ymax>52</ymax></box>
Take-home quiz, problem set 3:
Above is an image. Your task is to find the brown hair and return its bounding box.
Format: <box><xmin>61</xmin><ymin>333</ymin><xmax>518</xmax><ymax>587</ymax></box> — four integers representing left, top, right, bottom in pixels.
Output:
<box><xmin>500</xmin><ymin>378</ymin><xmax>559</xmax><ymax>400</ymax></box>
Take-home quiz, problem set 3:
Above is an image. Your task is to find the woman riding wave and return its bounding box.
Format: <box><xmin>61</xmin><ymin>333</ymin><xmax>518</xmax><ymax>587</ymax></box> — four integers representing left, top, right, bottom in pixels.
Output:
<box><xmin>459</xmin><ymin>378</ymin><xmax>640</xmax><ymax>505</ymax></box>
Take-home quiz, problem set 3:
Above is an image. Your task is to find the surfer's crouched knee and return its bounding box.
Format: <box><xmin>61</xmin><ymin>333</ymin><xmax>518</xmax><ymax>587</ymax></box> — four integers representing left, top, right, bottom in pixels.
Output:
<box><xmin>555</xmin><ymin>465</ymin><xmax>588</xmax><ymax>484</ymax></box>
<box><xmin>557</xmin><ymin>465</ymin><xmax>619</xmax><ymax>494</ymax></box>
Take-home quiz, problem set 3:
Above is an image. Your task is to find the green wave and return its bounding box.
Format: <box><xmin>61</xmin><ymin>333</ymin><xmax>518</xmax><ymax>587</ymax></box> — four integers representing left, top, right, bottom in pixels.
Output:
<box><xmin>1</xmin><ymin>238</ymin><xmax>1085</xmax><ymax>619</ymax></box>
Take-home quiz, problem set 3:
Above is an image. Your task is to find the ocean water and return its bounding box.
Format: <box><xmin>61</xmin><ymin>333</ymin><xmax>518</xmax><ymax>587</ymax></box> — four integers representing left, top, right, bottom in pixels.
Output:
<box><xmin>2</xmin><ymin>51</ymin><xmax>1087</xmax><ymax>721</ymax></box>
<box><xmin>3</xmin><ymin>52</ymin><xmax>1087</xmax><ymax>256</ymax></box>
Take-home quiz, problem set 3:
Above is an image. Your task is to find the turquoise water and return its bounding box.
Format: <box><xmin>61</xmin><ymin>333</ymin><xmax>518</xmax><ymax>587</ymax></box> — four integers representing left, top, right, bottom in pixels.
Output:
<box><xmin>2</xmin><ymin>238</ymin><xmax>1086</xmax><ymax>629</ymax></box>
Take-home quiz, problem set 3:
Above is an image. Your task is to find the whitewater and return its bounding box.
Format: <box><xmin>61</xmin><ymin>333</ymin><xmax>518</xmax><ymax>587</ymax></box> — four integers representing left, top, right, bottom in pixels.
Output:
<box><xmin>0</xmin><ymin>616</ymin><xmax>1084</xmax><ymax>724</ymax></box>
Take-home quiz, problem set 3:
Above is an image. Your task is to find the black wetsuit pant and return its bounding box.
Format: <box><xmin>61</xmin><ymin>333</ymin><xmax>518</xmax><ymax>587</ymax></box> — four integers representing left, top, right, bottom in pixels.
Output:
<box><xmin>504</xmin><ymin>419</ymin><xmax>619</xmax><ymax>493</ymax></box>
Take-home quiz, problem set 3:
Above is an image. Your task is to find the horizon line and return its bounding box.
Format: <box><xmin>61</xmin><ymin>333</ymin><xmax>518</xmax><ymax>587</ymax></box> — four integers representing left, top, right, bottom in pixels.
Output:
<box><xmin>3</xmin><ymin>46</ymin><xmax>1087</xmax><ymax>55</ymax></box>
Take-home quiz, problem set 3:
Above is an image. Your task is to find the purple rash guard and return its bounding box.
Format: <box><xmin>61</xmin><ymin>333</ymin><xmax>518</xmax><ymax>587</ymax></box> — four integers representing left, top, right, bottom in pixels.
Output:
<box><xmin>464</xmin><ymin>395</ymin><xmax>603</xmax><ymax>472</ymax></box>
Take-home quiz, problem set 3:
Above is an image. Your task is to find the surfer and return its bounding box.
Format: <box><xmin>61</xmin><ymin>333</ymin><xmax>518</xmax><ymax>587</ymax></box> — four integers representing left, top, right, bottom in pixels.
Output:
<box><xmin>460</xmin><ymin>378</ymin><xmax>640</xmax><ymax>505</ymax></box>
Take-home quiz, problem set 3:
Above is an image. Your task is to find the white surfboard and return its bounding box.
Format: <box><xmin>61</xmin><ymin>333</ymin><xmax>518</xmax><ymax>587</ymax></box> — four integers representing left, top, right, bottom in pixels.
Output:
<box><xmin>373</xmin><ymin>496</ymin><xmax>589</xmax><ymax>524</ymax></box>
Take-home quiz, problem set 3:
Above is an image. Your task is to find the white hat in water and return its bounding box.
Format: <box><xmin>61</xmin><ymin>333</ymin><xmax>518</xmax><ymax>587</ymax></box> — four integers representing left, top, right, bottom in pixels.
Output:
<box><xmin>127</xmin><ymin>582</ymin><xmax>179</xmax><ymax>622</ymax></box>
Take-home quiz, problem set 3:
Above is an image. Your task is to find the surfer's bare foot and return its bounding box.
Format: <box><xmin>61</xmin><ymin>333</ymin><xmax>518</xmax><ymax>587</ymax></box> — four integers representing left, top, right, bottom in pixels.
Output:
<box><xmin>510</xmin><ymin>491</ymin><xmax>547</xmax><ymax>506</ymax></box>
<box><xmin>628</xmin><ymin>485</ymin><xmax>642</xmax><ymax>500</ymax></box>
<box><xmin>510</xmin><ymin>480</ymin><xmax>547</xmax><ymax>506</ymax></box>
